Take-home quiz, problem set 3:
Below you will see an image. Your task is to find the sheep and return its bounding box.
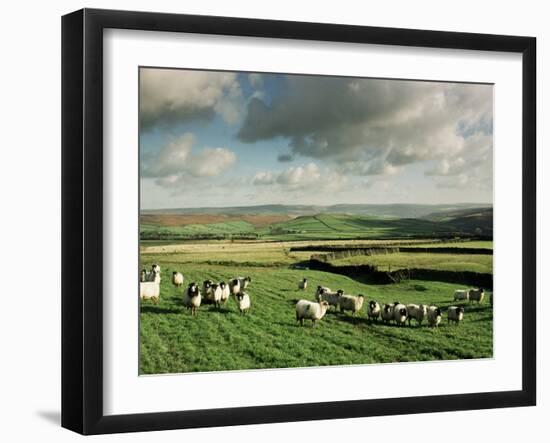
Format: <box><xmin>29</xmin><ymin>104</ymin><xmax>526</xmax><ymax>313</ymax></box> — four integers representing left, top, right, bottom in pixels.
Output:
<box><xmin>315</xmin><ymin>288</ymin><xmax>341</xmax><ymax>309</ymax></box>
<box><xmin>237</xmin><ymin>276</ymin><xmax>252</xmax><ymax>289</ymax></box>
<box><xmin>152</xmin><ymin>264</ymin><xmax>160</xmax><ymax>274</ymax></box>
<box><xmin>140</xmin><ymin>282</ymin><xmax>160</xmax><ymax>304</ymax></box>
<box><xmin>406</xmin><ymin>304</ymin><xmax>427</xmax><ymax>326</ymax></box>
<box><xmin>171</xmin><ymin>271</ymin><xmax>184</xmax><ymax>288</ymax></box>
<box><xmin>393</xmin><ymin>303</ymin><xmax>408</xmax><ymax>326</ymax></box>
<box><xmin>454</xmin><ymin>289</ymin><xmax>469</xmax><ymax>301</ymax></box>
<box><xmin>295</xmin><ymin>300</ymin><xmax>330</xmax><ymax>327</ymax></box>
<box><xmin>448</xmin><ymin>306</ymin><xmax>465</xmax><ymax>325</ymax></box>
<box><xmin>219</xmin><ymin>281</ymin><xmax>230</xmax><ymax>304</ymax></box>
<box><xmin>366</xmin><ymin>300</ymin><xmax>381</xmax><ymax>321</ymax></box>
<box><xmin>315</xmin><ymin>286</ymin><xmax>332</xmax><ymax>297</ymax></box>
<box><xmin>140</xmin><ymin>269</ymin><xmax>148</xmax><ymax>282</ymax></box>
<box><xmin>183</xmin><ymin>282</ymin><xmax>201</xmax><ymax>315</ymax></box>
<box><xmin>381</xmin><ymin>304</ymin><xmax>394</xmax><ymax>323</ymax></box>
<box><xmin>229</xmin><ymin>278</ymin><xmax>241</xmax><ymax>295</ymax></box>
<box><xmin>338</xmin><ymin>294</ymin><xmax>364</xmax><ymax>315</ymax></box>
<box><xmin>210</xmin><ymin>283</ymin><xmax>223</xmax><ymax>308</ymax></box>
<box><xmin>149</xmin><ymin>269</ymin><xmax>161</xmax><ymax>283</ymax></box>
<box><xmin>427</xmin><ymin>305</ymin><xmax>442</xmax><ymax>328</ymax></box>
<box><xmin>236</xmin><ymin>292</ymin><xmax>251</xmax><ymax>314</ymax></box>
<box><xmin>468</xmin><ymin>288</ymin><xmax>485</xmax><ymax>304</ymax></box>
<box><xmin>202</xmin><ymin>280</ymin><xmax>215</xmax><ymax>304</ymax></box>
<box><xmin>298</xmin><ymin>278</ymin><xmax>308</xmax><ymax>290</ymax></box>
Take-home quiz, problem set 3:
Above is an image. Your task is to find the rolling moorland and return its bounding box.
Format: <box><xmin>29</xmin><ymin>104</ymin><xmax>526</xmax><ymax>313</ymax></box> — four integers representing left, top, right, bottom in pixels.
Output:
<box><xmin>139</xmin><ymin>204</ymin><xmax>493</xmax><ymax>374</ymax></box>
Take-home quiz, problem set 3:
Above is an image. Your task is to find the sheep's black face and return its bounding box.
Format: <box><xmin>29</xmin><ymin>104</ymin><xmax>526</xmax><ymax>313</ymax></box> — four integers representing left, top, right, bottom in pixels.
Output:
<box><xmin>337</xmin><ymin>290</ymin><xmax>344</xmax><ymax>295</ymax></box>
<box><xmin>172</xmin><ymin>271</ymin><xmax>177</xmax><ymax>275</ymax></box>
<box><xmin>458</xmin><ymin>307</ymin><xmax>465</xmax><ymax>314</ymax></box>
<box><xmin>436</xmin><ymin>308</ymin><xmax>442</xmax><ymax>316</ymax></box>
<box><xmin>232</xmin><ymin>279</ymin><xmax>238</xmax><ymax>285</ymax></box>
<box><xmin>220</xmin><ymin>282</ymin><xmax>226</xmax><ymax>289</ymax></box>
<box><xmin>369</xmin><ymin>301</ymin><xmax>376</xmax><ymax>309</ymax></box>
<box><xmin>399</xmin><ymin>308</ymin><xmax>407</xmax><ymax>316</ymax></box>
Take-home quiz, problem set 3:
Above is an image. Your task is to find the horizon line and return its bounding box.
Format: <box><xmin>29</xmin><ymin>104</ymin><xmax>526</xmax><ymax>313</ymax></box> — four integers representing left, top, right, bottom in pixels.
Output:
<box><xmin>140</xmin><ymin>202</ymin><xmax>493</xmax><ymax>212</ymax></box>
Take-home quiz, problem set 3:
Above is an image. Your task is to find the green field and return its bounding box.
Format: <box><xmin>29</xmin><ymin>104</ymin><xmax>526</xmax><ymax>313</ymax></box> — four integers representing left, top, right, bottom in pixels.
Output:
<box><xmin>331</xmin><ymin>252</ymin><xmax>493</xmax><ymax>274</ymax></box>
<box><xmin>139</xmin><ymin>207</ymin><xmax>493</xmax><ymax>374</ymax></box>
<box><xmin>141</xmin><ymin>211</ymin><xmax>492</xmax><ymax>242</ymax></box>
<box><xmin>140</xmin><ymin>243</ymin><xmax>493</xmax><ymax>374</ymax></box>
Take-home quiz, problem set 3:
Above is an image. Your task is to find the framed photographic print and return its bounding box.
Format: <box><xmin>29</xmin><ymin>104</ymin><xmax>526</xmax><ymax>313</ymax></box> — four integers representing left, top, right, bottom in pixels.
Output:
<box><xmin>61</xmin><ymin>8</ymin><xmax>536</xmax><ymax>435</ymax></box>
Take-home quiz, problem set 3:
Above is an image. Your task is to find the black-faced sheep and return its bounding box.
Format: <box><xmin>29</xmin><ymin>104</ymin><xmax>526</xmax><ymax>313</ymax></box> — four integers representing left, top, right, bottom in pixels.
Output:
<box><xmin>236</xmin><ymin>292</ymin><xmax>251</xmax><ymax>314</ymax></box>
<box><xmin>381</xmin><ymin>304</ymin><xmax>394</xmax><ymax>323</ymax></box>
<box><xmin>338</xmin><ymin>294</ymin><xmax>364</xmax><ymax>315</ymax></box>
<box><xmin>447</xmin><ymin>306</ymin><xmax>465</xmax><ymax>325</ymax></box>
<box><xmin>315</xmin><ymin>288</ymin><xmax>341</xmax><ymax>309</ymax></box>
<box><xmin>468</xmin><ymin>288</ymin><xmax>485</xmax><ymax>304</ymax></box>
<box><xmin>219</xmin><ymin>281</ymin><xmax>230</xmax><ymax>304</ymax></box>
<box><xmin>295</xmin><ymin>300</ymin><xmax>330</xmax><ymax>327</ymax></box>
<box><xmin>427</xmin><ymin>305</ymin><xmax>442</xmax><ymax>327</ymax></box>
<box><xmin>393</xmin><ymin>303</ymin><xmax>408</xmax><ymax>326</ymax></box>
<box><xmin>406</xmin><ymin>304</ymin><xmax>427</xmax><ymax>326</ymax></box>
<box><xmin>183</xmin><ymin>282</ymin><xmax>201</xmax><ymax>315</ymax></box>
<box><xmin>298</xmin><ymin>278</ymin><xmax>308</xmax><ymax>290</ymax></box>
<box><xmin>367</xmin><ymin>300</ymin><xmax>381</xmax><ymax>321</ymax></box>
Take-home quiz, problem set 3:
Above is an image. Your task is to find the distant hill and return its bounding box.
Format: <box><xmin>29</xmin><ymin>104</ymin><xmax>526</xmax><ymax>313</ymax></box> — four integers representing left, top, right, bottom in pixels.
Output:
<box><xmin>422</xmin><ymin>207</ymin><xmax>493</xmax><ymax>235</ymax></box>
<box><xmin>140</xmin><ymin>207</ymin><xmax>493</xmax><ymax>241</ymax></box>
<box><xmin>142</xmin><ymin>203</ymin><xmax>491</xmax><ymax>219</ymax></box>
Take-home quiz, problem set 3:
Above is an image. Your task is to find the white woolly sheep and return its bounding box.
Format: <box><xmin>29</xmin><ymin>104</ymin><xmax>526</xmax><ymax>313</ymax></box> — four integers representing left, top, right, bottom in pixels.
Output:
<box><xmin>454</xmin><ymin>289</ymin><xmax>469</xmax><ymax>301</ymax></box>
<box><xmin>427</xmin><ymin>305</ymin><xmax>442</xmax><ymax>327</ymax></box>
<box><xmin>140</xmin><ymin>282</ymin><xmax>160</xmax><ymax>304</ymax></box>
<box><xmin>315</xmin><ymin>288</ymin><xmax>341</xmax><ymax>309</ymax></box>
<box><xmin>219</xmin><ymin>281</ymin><xmax>230</xmax><ymax>304</ymax></box>
<box><xmin>236</xmin><ymin>292</ymin><xmax>251</xmax><ymax>314</ymax></box>
<box><xmin>183</xmin><ymin>282</ymin><xmax>201</xmax><ymax>315</ymax></box>
<box><xmin>229</xmin><ymin>278</ymin><xmax>241</xmax><ymax>295</ymax></box>
<box><xmin>295</xmin><ymin>300</ymin><xmax>330</xmax><ymax>327</ymax></box>
<box><xmin>406</xmin><ymin>304</ymin><xmax>427</xmax><ymax>326</ymax></box>
<box><xmin>171</xmin><ymin>271</ymin><xmax>184</xmax><ymax>288</ymax></box>
<box><xmin>468</xmin><ymin>288</ymin><xmax>485</xmax><ymax>304</ymax></box>
<box><xmin>338</xmin><ymin>294</ymin><xmax>364</xmax><ymax>315</ymax></box>
<box><xmin>298</xmin><ymin>278</ymin><xmax>308</xmax><ymax>290</ymax></box>
<box><xmin>381</xmin><ymin>304</ymin><xmax>394</xmax><ymax>323</ymax></box>
<box><xmin>447</xmin><ymin>306</ymin><xmax>465</xmax><ymax>325</ymax></box>
<box><xmin>393</xmin><ymin>303</ymin><xmax>408</xmax><ymax>326</ymax></box>
<box><xmin>367</xmin><ymin>300</ymin><xmax>381</xmax><ymax>321</ymax></box>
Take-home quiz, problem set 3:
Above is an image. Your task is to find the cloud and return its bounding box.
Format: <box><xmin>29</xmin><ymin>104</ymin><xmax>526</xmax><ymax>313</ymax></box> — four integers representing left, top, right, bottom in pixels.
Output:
<box><xmin>141</xmin><ymin>133</ymin><xmax>237</xmax><ymax>187</ymax></box>
<box><xmin>237</xmin><ymin>76</ymin><xmax>493</xmax><ymax>178</ymax></box>
<box><xmin>252</xmin><ymin>163</ymin><xmax>348</xmax><ymax>196</ymax></box>
<box><xmin>140</xmin><ymin>68</ymin><xmax>242</xmax><ymax>131</ymax></box>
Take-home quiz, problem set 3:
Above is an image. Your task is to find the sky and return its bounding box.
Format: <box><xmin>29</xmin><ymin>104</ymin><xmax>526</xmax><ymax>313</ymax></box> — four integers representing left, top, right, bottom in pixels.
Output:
<box><xmin>139</xmin><ymin>68</ymin><xmax>493</xmax><ymax>210</ymax></box>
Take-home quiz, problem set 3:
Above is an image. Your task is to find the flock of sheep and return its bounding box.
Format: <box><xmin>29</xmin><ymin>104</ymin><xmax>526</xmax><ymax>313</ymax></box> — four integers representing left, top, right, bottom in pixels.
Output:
<box><xmin>139</xmin><ymin>265</ymin><xmax>491</xmax><ymax>328</ymax></box>
<box><xmin>298</xmin><ymin>283</ymin><xmax>489</xmax><ymax>328</ymax></box>
<box><xmin>139</xmin><ymin>264</ymin><xmax>252</xmax><ymax>315</ymax></box>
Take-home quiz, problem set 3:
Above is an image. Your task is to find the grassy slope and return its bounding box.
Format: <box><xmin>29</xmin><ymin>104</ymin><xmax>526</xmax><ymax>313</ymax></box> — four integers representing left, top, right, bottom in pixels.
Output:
<box><xmin>140</xmin><ymin>259</ymin><xmax>493</xmax><ymax>374</ymax></box>
<box><xmin>332</xmin><ymin>252</ymin><xmax>493</xmax><ymax>274</ymax></box>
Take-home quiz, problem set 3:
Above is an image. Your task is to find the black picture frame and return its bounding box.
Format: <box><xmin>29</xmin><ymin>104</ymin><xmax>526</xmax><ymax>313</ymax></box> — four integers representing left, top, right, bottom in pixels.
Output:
<box><xmin>61</xmin><ymin>8</ymin><xmax>537</xmax><ymax>435</ymax></box>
